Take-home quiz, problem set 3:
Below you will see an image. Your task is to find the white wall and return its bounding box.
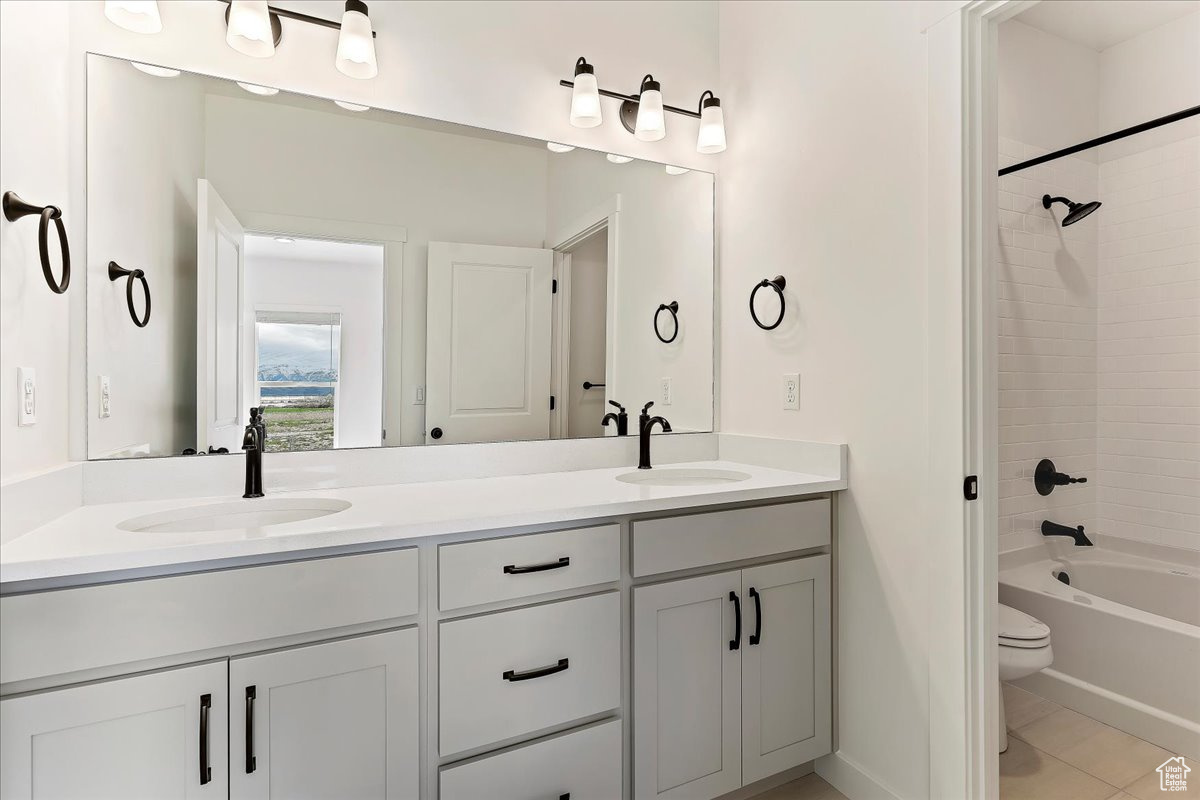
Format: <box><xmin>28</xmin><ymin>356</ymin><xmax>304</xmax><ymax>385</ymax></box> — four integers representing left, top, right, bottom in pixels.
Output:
<box><xmin>1098</xmin><ymin>11</ymin><xmax>1200</xmax><ymax>133</ymax></box>
<box><xmin>719</xmin><ymin>2</ymin><xmax>931</xmax><ymax>798</ymax></box>
<box><xmin>86</xmin><ymin>61</ymin><xmax>206</xmax><ymax>458</ymax></box>
<box><xmin>0</xmin><ymin>1</ymin><xmax>73</xmax><ymax>481</ymax></box>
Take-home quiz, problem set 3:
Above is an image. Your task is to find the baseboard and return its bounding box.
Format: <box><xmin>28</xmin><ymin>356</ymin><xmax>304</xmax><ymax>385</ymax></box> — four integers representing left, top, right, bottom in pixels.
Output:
<box><xmin>713</xmin><ymin>763</ymin><xmax>814</xmax><ymax>800</ymax></box>
<box><xmin>816</xmin><ymin>751</ymin><xmax>903</xmax><ymax>800</ymax></box>
<box><xmin>1017</xmin><ymin>669</ymin><xmax>1200</xmax><ymax>761</ymax></box>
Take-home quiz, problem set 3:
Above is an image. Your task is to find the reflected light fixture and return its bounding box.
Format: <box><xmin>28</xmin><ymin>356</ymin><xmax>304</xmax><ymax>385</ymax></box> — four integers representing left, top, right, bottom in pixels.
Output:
<box><xmin>569</xmin><ymin>57</ymin><xmax>603</xmax><ymax>128</ymax></box>
<box><xmin>131</xmin><ymin>62</ymin><xmax>180</xmax><ymax>78</ymax></box>
<box><xmin>104</xmin><ymin>0</ymin><xmax>162</xmax><ymax>34</ymax></box>
<box><xmin>606</xmin><ymin>154</ymin><xmax>633</xmax><ymax>164</ymax></box>
<box><xmin>336</xmin><ymin>1</ymin><xmax>378</xmax><ymax>79</ymax></box>
<box><xmin>273</xmin><ymin>237</ymin><xmax>295</xmax><ymax>244</ymax></box>
<box><xmin>546</xmin><ymin>142</ymin><xmax>576</xmax><ymax>153</ymax></box>
<box><xmin>225</xmin><ymin>0</ymin><xmax>279</xmax><ymax>58</ymax></box>
<box><xmin>696</xmin><ymin>90</ymin><xmax>726</xmax><ymax>154</ymax></box>
<box><xmin>665</xmin><ymin>165</ymin><xmax>690</xmax><ymax>175</ymax></box>
<box><xmin>334</xmin><ymin>100</ymin><xmax>371</xmax><ymax>112</ymax></box>
<box><xmin>634</xmin><ymin>75</ymin><xmax>666</xmax><ymax>142</ymax></box>
<box><xmin>237</xmin><ymin>81</ymin><xmax>279</xmax><ymax>96</ymax></box>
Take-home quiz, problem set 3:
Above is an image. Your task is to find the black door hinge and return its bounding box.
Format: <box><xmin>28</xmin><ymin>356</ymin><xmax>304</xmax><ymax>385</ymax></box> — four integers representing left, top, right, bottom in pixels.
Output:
<box><xmin>550</xmin><ymin>395</ymin><xmax>556</xmax><ymax>411</ymax></box>
<box><xmin>963</xmin><ymin>475</ymin><xmax>978</xmax><ymax>501</ymax></box>
<box><xmin>552</xmin><ymin>279</ymin><xmax>558</xmax><ymax>294</ymax></box>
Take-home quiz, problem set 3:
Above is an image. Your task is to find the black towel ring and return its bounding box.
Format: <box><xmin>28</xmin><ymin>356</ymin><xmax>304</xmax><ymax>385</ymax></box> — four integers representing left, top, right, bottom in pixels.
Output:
<box><xmin>654</xmin><ymin>301</ymin><xmax>680</xmax><ymax>343</ymax></box>
<box><xmin>3</xmin><ymin>191</ymin><xmax>70</xmax><ymax>294</ymax></box>
<box><xmin>750</xmin><ymin>276</ymin><xmax>787</xmax><ymax>330</ymax></box>
<box><xmin>108</xmin><ymin>261</ymin><xmax>151</xmax><ymax>327</ymax></box>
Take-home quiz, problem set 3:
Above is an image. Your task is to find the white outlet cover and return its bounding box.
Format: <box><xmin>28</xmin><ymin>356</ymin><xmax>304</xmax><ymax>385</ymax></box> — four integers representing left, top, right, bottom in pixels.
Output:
<box><xmin>99</xmin><ymin>375</ymin><xmax>112</xmax><ymax>418</ymax></box>
<box><xmin>661</xmin><ymin>377</ymin><xmax>673</xmax><ymax>405</ymax></box>
<box><xmin>783</xmin><ymin>373</ymin><xmax>800</xmax><ymax>410</ymax></box>
<box><xmin>414</xmin><ymin>385</ymin><xmax>425</xmax><ymax>405</ymax></box>
<box><xmin>17</xmin><ymin>367</ymin><xmax>36</xmax><ymax>426</ymax></box>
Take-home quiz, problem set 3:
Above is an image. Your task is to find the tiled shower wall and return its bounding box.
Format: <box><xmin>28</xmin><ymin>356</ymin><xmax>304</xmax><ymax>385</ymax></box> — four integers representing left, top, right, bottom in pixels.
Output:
<box><xmin>1096</xmin><ymin>133</ymin><xmax>1200</xmax><ymax>551</ymax></box>
<box><xmin>997</xmin><ymin>138</ymin><xmax>1099</xmax><ymax>553</ymax></box>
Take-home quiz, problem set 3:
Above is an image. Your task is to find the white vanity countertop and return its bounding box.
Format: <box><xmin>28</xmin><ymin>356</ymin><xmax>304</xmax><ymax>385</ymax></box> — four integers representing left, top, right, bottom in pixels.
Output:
<box><xmin>1</xmin><ymin>460</ymin><xmax>843</xmax><ymax>586</ymax></box>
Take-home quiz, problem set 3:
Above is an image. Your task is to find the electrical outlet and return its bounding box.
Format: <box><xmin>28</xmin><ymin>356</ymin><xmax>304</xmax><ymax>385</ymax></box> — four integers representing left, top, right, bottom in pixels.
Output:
<box><xmin>414</xmin><ymin>385</ymin><xmax>425</xmax><ymax>405</ymax></box>
<box><xmin>661</xmin><ymin>377</ymin><xmax>673</xmax><ymax>406</ymax></box>
<box><xmin>99</xmin><ymin>376</ymin><xmax>112</xmax><ymax>418</ymax></box>
<box><xmin>783</xmin><ymin>373</ymin><xmax>800</xmax><ymax>410</ymax></box>
<box><xmin>17</xmin><ymin>367</ymin><xmax>36</xmax><ymax>426</ymax></box>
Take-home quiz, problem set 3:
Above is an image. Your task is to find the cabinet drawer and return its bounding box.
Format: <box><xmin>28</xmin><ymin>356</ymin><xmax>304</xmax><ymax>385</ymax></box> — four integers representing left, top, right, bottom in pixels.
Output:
<box><xmin>1</xmin><ymin>548</ymin><xmax>418</xmax><ymax>685</ymax></box>
<box><xmin>632</xmin><ymin>499</ymin><xmax>830</xmax><ymax>577</ymax></box>
<box><xmin>439</xmin><ymin>592</ymin><xmax>620</xmax><ymax>755</ymax></box>
<box><xmin>440</xmin><ymin>719</ymin><xmax>621</xmax><ymax>800</ymax></box>
<box><xmin>439</xmin><ymin>525</ymin><xmax>619</xmax><ymax>610</ymax></box>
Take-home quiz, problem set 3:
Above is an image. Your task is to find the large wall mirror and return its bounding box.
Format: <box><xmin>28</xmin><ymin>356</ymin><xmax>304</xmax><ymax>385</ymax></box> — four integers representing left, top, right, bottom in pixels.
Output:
<box><xmin>86</xmin><ymin>54</ymin><xmax>715</xmax><ymax>459</ymax></box>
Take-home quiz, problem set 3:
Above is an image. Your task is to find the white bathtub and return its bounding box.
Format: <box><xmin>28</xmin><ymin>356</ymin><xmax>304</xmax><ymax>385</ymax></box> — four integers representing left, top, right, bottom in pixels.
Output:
<box><xmin>999</xmin><ymin>535</ymin><xmax>1200</xmax><ymax>760</ymax></box>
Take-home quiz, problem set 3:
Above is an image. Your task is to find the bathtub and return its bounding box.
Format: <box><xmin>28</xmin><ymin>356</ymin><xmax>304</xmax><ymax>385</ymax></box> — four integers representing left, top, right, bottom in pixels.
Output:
<box><xmin>999</xmin><ymin>535</ymin><xmax>1200</xmax><ymax>760</ymax></box>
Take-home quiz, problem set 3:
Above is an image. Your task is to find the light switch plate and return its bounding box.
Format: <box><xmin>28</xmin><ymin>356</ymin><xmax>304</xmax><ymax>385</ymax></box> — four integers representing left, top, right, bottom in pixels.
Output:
<box><xmin>783</xmin><ymin>373</ymin><xmax>800</xmax><ymax>410</ymax></box>
<box><xmin>99</xmin><ymin>375</ymin><xmax>112</xmax><ymax>418</ymax></box>
<box><xmin>17</xmin><ymin>367</ymin><xmax>36</xmax><ymax>426</ymax></box>
<box><xmin>660</xmin><ymin>377</ymin><xmax>672</xmax><ymax>406</ymax></box>
<box><xmin>414</xmin><ymin>385</ymin><xmax>425</xmax><ymax>405</ymax></box>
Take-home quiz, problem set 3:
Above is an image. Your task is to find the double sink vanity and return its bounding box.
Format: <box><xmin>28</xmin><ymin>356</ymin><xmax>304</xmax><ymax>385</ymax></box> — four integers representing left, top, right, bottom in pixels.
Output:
<box><xmin>0</xmin><ymin>437</ymin><xmax>845</xmax><ymax>800</ymax></box>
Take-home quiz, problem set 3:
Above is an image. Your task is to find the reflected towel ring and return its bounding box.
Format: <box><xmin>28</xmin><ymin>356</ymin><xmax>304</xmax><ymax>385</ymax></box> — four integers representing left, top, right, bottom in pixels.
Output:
<box><xmin>750</xmin><ymin>275</ymin><xmax>786</xmax><ymax>330</ymax></box>
<box><xmin>108</xmin><ymin>261</ymin><xmax>151</xmax><ymax>327</ymax></box>
<box><xmin>654</xmin><ymin>301</ymin><xmax>679</xmax><ymax>343</ymax></box>
<box><xmin>3</xmin><ymin>191</ymin><xmax>70</xmax><ymax>294</ymax></box>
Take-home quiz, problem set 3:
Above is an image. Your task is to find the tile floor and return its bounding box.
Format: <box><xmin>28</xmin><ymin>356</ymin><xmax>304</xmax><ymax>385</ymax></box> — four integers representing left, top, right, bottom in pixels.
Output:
<box><xmin>1001</xmin><ymin>682</ymin><xmax>1195</xmax><ymax>799</ymax></box>
<box><xmin>751</xmin><ymin>772</ymin><xmax>849</xmax><ymax>800</ymax></box>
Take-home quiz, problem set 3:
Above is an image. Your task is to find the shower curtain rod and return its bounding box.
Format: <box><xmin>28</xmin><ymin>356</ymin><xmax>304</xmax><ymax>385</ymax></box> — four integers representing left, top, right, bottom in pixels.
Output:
<box><xmin>998</xmin><ymin>104</ymin><xmax>1200</xmax><ymax>176</ymax></box>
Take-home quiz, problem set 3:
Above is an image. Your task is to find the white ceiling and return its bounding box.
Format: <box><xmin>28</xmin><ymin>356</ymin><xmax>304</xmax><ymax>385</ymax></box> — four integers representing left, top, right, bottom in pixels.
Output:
<box><xmin>1016</xmin><ymin>0</ymin><xmax>1198</xmax><ymax>51</ymax></box>
<box><xmin>245</xmin><ymin>234</ymin><xmax>384</xmax><ymax>267</ymax></box>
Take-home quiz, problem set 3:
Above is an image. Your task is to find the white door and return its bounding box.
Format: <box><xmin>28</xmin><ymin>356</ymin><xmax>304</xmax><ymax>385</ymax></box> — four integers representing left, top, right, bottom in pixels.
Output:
<box><xmin>197</xmin><ymin>179</ymin><xmax>246</xmax><ymax>452</ymax></box>
<box><xmin>0</xmin><ymin>662</ymin><xmax>228</xmax><ymax>799</ymax></box>
<box><xmin>740</xmin><ymin>556</ymin><xmax>832</xmax><ymax>783</ymax></box>
<box><xmin>425</xmin><ymin>242</ymin><xmax>553</xmax><ymax>445</ymax></box>
<box><xmin>633</xmin><ymin>571</ymin><xmax>742</xmax><ymax>800</ymax></box>
<box><xmin>229</xmin><ymin>628</ymin><xmax>419</xmax><ymax>800</ymax></box>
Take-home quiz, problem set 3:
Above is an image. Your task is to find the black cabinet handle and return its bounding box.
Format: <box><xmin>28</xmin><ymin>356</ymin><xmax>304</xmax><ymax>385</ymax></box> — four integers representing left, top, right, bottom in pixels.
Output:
<box><xmin>503</xmin><ymin>658</ymin><xmax>569</xmax><ymax>682</ymax></box>
<box><xmin>199</xmin><ymin>693</ymin><xmax>212</xmax><ymax>785</ymax></box>
<box><xmin>503</xmin><ymin>556</ymin><xmax>570</xmax><ymax>574</ymax></box>
<box><xmin>729</xmin><ymin>591</ymin><xmax>741</xmax><ymax>650</ymax></box>
<box><xmin>245</xmin><ymin>685</ymin><xmax>257</xmax><ymax>773</ymax></box>
<box><xmin>748</xmin><ymin>587</ymin><xmax>762</xmax><ymax>646</ymax></box>
<box><xmin>560</xmin><ymin>795</ymin><xmax>571</xmax><ymax>800</ymax></box>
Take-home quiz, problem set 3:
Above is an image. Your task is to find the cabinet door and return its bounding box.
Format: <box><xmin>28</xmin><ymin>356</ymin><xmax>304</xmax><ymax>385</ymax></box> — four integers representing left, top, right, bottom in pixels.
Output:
<box><xmin>741</xmin><ymin>556</ymin><xmax>832</xmax><ymax>783</ymax></box>
<box><xmin>229</xmin><ymin>628</ymin><xmax>418</xmax><ymax>800</ymax></box>
<box><xmin>0</xmin><ymin>661</ymin><xmax>228</xmax><ymax>800</ymax></box>
<box><xmin>633</xmin><ymin>571</ymin><xmax>742</xmax><ymax>800</ymax></box>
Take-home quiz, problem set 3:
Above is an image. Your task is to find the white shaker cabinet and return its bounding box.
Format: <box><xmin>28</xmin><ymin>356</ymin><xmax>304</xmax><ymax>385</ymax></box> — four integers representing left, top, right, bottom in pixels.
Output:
<box><xmin>229</xmin><ymin>629</ymin><xmax>419</xmax><ymax>800</ymax></box>
<box><xmin>0</xmin><ymin>661</ymin><xmax>229</xmax><ymax>800</ymax></box>
<box><xmin>633</xmin><ymin>555</ymin><xmax>831</xmax><ymax>800</ymax></box>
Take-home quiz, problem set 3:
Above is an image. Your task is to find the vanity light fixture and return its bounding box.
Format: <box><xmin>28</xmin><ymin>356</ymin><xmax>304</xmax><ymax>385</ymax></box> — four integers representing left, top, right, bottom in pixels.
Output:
<box><xmin>104</xmin><ymin>0</ymin><xmax>162</xmax><ymax>34</ymax></box>
<box><xmin>218</xmin><ymin>0</ymin><xmax>378</xmax><ymax>77</ymax></box>
<box><xmin>225</xmin><ymin>0</ymin><xmax>278</xmax><ymax>58</ymax></box>
<box><xmin>696</xmin><ymin>90</ymin><xmax>726</xmax><ymax>154</ymax></box>
<box><xmin>569</xmin><ymin>57</ymin><xmax>603</xmax><ymax>128</ymax></box>
<box><xmin>334</xmin><ymin>100</ymin><xmax>370</xmax><ymax>112</ymax></box>
<box><xmin>664</xmin><ymin>165</ymin><xmax>690</xmax><ymax>175</ymax></box>
<box><xmin>634</xmin><ymin>75</ymin><xmax>666</xmax><ymax>142</ymax></box>
<box><xmin>335</xmin><ymin>1</ymin><xmax>378</xmax><ymax>79</ymax></box>
<box><xmin>606</xmin><ymin>154</ymin><xmax>633</xmax><ymax>164</ymax></box>
<box><xmin>546</xmin><ymin>142</ymin><xmax>576</xmax><ymax>153</ymax></box>
<box><xmin>237</xmin><ymin>81</ymin><xmax>278</xmax><ymax>96</ymax></box>
<box><xmin>131</xmin><ymin>62</ymin><xmax>181</xmax><ymax>78</ymax></box>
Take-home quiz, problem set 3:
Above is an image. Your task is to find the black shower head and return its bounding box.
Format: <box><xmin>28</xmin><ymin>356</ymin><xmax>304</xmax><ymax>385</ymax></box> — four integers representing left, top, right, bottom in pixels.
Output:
<box><xmin>1042</xmin><ymin>194</ymin><xmax>1102</xmax><ymax>227</ymax></box>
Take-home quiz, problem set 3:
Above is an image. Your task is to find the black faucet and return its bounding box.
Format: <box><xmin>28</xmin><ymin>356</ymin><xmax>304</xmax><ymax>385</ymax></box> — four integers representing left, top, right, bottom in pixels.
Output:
<box><xmin>602</xmin><ymin>400</ymin><xmax>629</xmax><ymax>436</ymax></box>
<box><xmin>1041</xmin><ymin>519</ymin><xmax>1092</xmax><ymax>546</ymax></box>
<box><xmin>1034</xmin><ymin>458</ymin><xmax>1087</xmax><ymax>496</ymax></box>
<box><xmin>637</xmin><ymin>401</ymin><xmax>672</xmax><ymax>470</ymax></box>
<box><xmin>241</xmin><ymin>407</ymin><xmax>265</xmax><ymax>499</ymax></box>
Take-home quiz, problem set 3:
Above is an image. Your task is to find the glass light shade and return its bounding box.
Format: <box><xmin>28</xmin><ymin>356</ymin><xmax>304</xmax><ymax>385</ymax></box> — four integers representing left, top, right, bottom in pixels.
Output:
<box><xmin>635</xmin><ymin>89</ymin><xmax>666</xmax><ymax>142</ymax></box>
<box><xmin>226</xmin><ymin>1</ymin><xmax>275</xmax><ymax>58</ymax></box>
<box><xmin>665</xmin><ymin>165</ymin><xmax>690</xmax><ymax>175</ymax></box>
<box><xmin>569</xmin><ymin>73</ymin><xmax>603</xmax><ymax>128</ymax></box>
<box><xmin>131</xmin><ymin>62</ymin><xmax>179</xmax><ymax>78</ymax></box>
<box><xmin>606</xmin><ymin>154</ymin><xmax>633</xmax><ymax>164</ymax></box>
<box><xmin>334</xmin><ymin>100</ymin><xmax>371</xmax><ymax>112</ymax></box>
<box><xmin>546</xmin><ymin>142</ymin><xmax>576</xmax><ymax>153</ymax></box>
<box><xmin>237</xmin><ymin>82</ymin><xmax>278</xmax><ymax>96</ymax></box>
<box><xmin>104</xmin><ymin>1</ymin><xmax>162</xmax><ymax>34</ymax></box>
<box><xmin>696</xmin><ymin>104</ymin><xmax>727</xmax><ymax>154</ymax></box>
<box><xmin>336</xmin><ymin>8</ymin><xmax>378</xmax><ymax>79</ymax></box>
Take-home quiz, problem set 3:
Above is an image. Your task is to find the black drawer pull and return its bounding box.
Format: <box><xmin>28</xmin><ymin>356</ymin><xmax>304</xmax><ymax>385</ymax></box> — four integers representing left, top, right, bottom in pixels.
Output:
<box><xmin>199</xmin><ymin>693</ymin><xmax>212</xmax><ymax>785</ymax></box>
<box><xmin>245</xmin><ymin>685</ymin><xmax>257</xmax><ymax>773</ymax></box>
<box><xmin>748</xmin><ymin>587</ymin><xmax>762</xmax><ymax>646</ymax></box>
<box><xmin>729</xmin><ymin>591</ymin><xmax>741</xmax><ymax>650</ymax></box>
<box><xmin>503</xmin><ymin>556</ymin><xmax>570</xmax><ymax>574</ymax></box>
<box><xmin>503</xmin><ymin>658</ymin><xmax>569</xmax><ymax>682</ymax></box>
<box><xmin>560</xmin><ymin>795</ymin><xmax>571</xmax><ymax>800</ymax></box>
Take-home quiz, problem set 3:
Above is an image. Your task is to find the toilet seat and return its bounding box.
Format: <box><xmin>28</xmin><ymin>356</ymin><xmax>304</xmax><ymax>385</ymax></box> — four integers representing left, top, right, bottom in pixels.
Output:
<box><xmin>998</xmin><ymin>604</ymin><xmax>1050</xmax><ymax>649</ymax></box>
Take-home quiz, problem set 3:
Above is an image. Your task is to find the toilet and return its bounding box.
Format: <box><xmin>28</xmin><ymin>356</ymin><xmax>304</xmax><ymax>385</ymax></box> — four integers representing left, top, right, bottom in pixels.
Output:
<box><xmin>998</xmin><ymin>603</ymin><xmax>1053</xmax><ymax>752</ymax></box>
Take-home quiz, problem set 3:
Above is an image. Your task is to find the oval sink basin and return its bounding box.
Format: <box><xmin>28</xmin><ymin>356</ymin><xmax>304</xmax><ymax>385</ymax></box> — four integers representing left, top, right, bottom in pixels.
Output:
<box><xmin>616</xmin><ymin>468</ymin><xmax>751</xmax><ymax>487</ymax></box>
<box><xmin>119</xmin><ymin>498</ymin><xmax>352</xmax><ymax>534</ymax></box>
